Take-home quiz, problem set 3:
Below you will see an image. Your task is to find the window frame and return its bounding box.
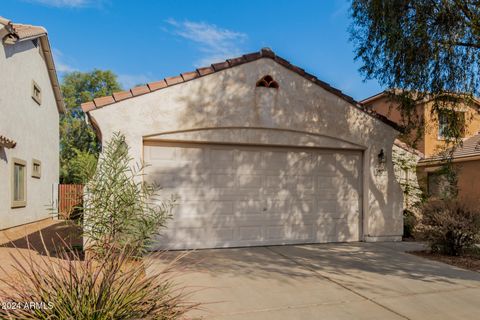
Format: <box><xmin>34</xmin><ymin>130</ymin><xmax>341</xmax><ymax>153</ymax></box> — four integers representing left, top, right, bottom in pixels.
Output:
<box><xmin>32</xmin><ymin>159</ymin><xmax>41</xmax><ymax>179</ymax></box>
<box><xmin>437</xmin><ymin>113</ymin><xmax>448</xmax><ymax>140</ymax></box>
<box><xmin>11</xmin><ymin>158</ymin><xmax>27</xmax><ymax>208</ymax></box>
<box><xmin>31</xmin><ymin>80</ymin><xmax>42</xmax><ymax>105</ymax></box>
<box><xmin>437</xmin><ymin>110</ymin><xmax>466</xmax><ymax>140</ymax></box>
<box><xmin>427</xmin><ymin>171</ymin><xmax>451</xmax><ymax>198</ymax></box>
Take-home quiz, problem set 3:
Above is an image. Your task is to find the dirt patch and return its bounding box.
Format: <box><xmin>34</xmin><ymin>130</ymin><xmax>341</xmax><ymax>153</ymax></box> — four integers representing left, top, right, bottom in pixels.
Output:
<box><xmin>0</xmin><ymin>219</ymin><xmax>83</xmax><ymax>293</ymax></box>
<box><xmin>409</xmin><ymin>250</ymin><xmax>480</xmax><ymax>273</ymax></box>
<box><xmin>0</xmin><ymin>219</ymin><xmax>82</xmax><ymax>257</ymax></box>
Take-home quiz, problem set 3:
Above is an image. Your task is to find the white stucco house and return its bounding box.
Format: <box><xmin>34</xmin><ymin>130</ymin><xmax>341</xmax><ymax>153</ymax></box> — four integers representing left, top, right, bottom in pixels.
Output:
<box><xmin>0</xmin><ymin>17</ymin><xmax>64</xmax><ymax>230</ymax></box>
<box><xmin>82</xmin><ymin>48</ymin><xmax>403</xmax><ymax>250</ymax></box>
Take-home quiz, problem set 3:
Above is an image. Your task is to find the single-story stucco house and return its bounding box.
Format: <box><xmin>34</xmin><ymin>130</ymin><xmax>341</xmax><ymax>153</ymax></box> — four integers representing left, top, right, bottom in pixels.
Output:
<box><xmin>0</xmin><ymin>17</ymin><xmax>64</xmax><ymax>230</ymax></box>
<box><xmin>82</xmin><ymin>48</ymin><xmax>403</xmax><ymax>250</ymax></box>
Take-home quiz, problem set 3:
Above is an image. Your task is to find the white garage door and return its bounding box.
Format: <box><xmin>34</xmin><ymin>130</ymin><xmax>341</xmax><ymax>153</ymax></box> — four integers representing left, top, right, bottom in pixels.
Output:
<box><xmin>144</xmin><ymin>142</ymin><xmax>362</xmax><ymax>249</ymax></box>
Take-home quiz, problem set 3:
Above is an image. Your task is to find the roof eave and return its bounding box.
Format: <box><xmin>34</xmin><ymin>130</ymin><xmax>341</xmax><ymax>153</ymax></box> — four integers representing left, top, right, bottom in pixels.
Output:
<box><xmin>38</xmin><ymin>35</ymin><xmax>65</xmax><ymax>114</ymax></box>
<box><xmin>83</xmin><ymin>49</ymin><xmax>400</xmax><ymax>131</ymax></box>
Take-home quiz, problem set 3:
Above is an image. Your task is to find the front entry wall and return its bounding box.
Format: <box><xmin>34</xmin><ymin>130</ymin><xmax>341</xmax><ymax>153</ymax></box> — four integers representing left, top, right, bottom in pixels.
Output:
<box><xmin>144</xmin><ymin>141</ymin><xmax>362</xmax><ymax>249</ymax></box>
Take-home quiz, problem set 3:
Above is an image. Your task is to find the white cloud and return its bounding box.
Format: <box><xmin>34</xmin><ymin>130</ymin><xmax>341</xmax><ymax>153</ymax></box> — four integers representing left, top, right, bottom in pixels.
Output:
<box><xmin>52</xmin><ymin>48</ymin><xmax>77</xmax><ymax>73</ymax></box>
<box><xmin>117</xmin><ymin>73</ymin><xmax>152</xmax><ymax>90</ymax></box>
<box><xmin>23</xmin><ymin>0</ymin><xmax>100</xmax><ymax>8</ymax></box>
<box><xmin>165</xmin><ymin>19</ymin><xmax>248</xmax><ymax>66</ymax></box>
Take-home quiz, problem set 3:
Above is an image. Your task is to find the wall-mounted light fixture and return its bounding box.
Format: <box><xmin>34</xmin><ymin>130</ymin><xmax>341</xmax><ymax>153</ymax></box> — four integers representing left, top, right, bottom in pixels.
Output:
<box><xmin>378</xmin><ymin>149</ymin><xmax>386</xmax><ymax>164</ymax></box>
<box><xmin>376</xmin><ymin>148</ymin><xmax>387</xmax><ymax>174</ymax></box>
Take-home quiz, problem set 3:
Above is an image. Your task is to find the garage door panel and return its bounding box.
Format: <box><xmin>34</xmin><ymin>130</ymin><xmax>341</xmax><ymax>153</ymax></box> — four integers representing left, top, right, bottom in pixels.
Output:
<box><xmin>237</xmin><ymin>174</ymin><xmax>263</xmax><ymax>188</ymax></box>
<box><xmin>211</xmin><ymin>174</ymin><xmax>236</xmax><ymax>188</ymax></box>
<box><xmin>144</xmin><ymin>142</ymin><xmax>362</xmax><ymax>249</ymax></box>
<box><xmin>169</xmin><ymin>211</ymin><xmax>333</xmax><ymax>229</ymax></box>
<box><xmin>174</xmin><ymin>200</ymin><xmax>234</xmax><ymax>218</ymax></box>
<box><xmin>235</xmin><ymin>150</ymin><xmax>264</xmax><ymax>170</ymax></box>
<box><xmin>266</xmin><ymin>225</ymin><xmax>314</xmax><ymax>241</ymax></box>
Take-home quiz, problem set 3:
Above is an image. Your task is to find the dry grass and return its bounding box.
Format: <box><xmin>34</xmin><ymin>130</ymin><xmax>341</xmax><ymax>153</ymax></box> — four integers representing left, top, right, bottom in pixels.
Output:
<box><xmin>0</xmin><ymin>226</ymin><xmax>199</xmax><ymax>319</ymax></box>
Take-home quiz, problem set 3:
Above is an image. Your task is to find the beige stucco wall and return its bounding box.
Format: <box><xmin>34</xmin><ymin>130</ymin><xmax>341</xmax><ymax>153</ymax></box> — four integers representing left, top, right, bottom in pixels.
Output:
<box><xmin>88</xmin><ymin>58</ymin><xmax>403</xmax><ymax>241</ymax></box>
<box><xmin>0</xmin><ymin>35</ymin><xmax>59</xmax><ymax>229</ymax></box>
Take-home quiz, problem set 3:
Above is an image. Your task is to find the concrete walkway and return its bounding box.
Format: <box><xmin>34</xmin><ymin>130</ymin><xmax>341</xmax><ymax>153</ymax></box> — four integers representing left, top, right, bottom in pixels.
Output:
<box><xmin>151</xmin><ymin>242</ymin><xmax>480</xmax><ymax>320</ymax></box>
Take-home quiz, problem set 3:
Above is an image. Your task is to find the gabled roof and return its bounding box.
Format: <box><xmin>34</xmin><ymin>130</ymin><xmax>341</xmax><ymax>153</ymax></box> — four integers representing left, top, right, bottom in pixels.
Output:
<box><xmin>0</xmin><ymin>16</ymin><xmax>65</xmax><ymax>113</ymax></box>
<box><xmin>81</xmin><ymin>48</ymin><xmax>400</xmax><ymax>131</ymax></box>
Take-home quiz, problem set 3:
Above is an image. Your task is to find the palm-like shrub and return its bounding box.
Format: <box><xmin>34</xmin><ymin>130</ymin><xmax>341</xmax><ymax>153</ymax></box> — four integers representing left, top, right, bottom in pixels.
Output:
<box><xmin>417</xmin><ymin>199</ymin><xmax>480</xmax><ymax>256</ymax></box>
<box><xmin>83</xmin><ymin>132</ymin><xmax>174</xmax><ymax>257</ymax></box>
<box><xmin>0</xmin><ymin>242</ymin><xmax>196</xmax><ymax>319</ymax></box>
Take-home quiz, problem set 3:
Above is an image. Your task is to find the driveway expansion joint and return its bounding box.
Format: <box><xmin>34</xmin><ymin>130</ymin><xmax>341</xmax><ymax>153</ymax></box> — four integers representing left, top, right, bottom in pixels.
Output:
<box><xmin>209</xmin><ymin>299</ymin><xmax>372</xmax><ymax>318</ymax></box>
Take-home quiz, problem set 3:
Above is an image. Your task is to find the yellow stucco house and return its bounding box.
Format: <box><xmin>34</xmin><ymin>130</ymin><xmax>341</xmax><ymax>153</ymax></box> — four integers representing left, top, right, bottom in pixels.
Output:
<box><xmin>361</xmin><ymin>91</ymin><xmax>480</xmax><ymax>207</ymax></box>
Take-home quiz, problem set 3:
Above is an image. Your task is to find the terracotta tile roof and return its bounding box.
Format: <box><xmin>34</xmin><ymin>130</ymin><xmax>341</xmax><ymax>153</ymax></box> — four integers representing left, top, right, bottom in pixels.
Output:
<box><xmin>0</xmin><ymin>135</ymin><xmax>16</xmax><ymax>148</ymax></box>
<box><xmin>452</xmin><ymin>134</ymin><xmax>480</xmax><ymax>158</ymax></box>
<box><xmin>10</xmin><ymin>23</ymin><xmax>47</xmax><ymax>40</ymax></box>
<box><xmin>420</xmin><ymin>133</ymin><xmax>480</xmax><ymax>163</ymax></box>
<box><xmin>394</xmin><ymin>139</ymin><xmax>424</xmax><ymax>158</ymax></box>
<box><xmin>81</xmin><ymin>48</ymin><xmax>400</xmax><ymax>130</ymax></box>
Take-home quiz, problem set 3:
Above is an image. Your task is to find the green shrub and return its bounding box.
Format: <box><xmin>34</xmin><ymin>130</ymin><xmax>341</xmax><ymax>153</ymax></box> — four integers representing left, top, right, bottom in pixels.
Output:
<box><xmin>82</xmin><ymin>132</ymin><xmax>175</xmax><ymax>257</ymax></box>
<box><xmin>0</xmin><ymin>242</ymin><xmax>196</xmax><ymax>319</ymax></box>
<box><xmin>417</xmin><ymin>199</ymin><xmax>480</xmax><ymax>256</ymax></box>
<box><xmin>403</xmin><ymin>209</ymin><xmax>417</xmax><ymax>239</ymax></box>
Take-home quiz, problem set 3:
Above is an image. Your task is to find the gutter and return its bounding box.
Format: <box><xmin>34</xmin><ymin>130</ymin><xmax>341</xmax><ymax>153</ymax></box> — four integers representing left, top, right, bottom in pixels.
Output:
<box><xmin>418</xmin><ymin>154</ymin><xmax>480</xmax><ymax>166</ymax></box>
<box><xmin>38</xmin><ymin>35</ymin><xmax>65</xmax><ymax>113</ymax></box>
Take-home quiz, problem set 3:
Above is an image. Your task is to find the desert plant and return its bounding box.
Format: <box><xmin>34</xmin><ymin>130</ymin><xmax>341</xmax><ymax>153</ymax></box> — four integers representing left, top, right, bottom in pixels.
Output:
<box><xmin>0</xmin><ymin>239</ymin><xmax>196</xmax><ymax>320</ymax></box>
<box><xmin>417</xmin><ymin>199</ymin><xmax>480</xmax><ymax>256</ymax></box>
<box><xmin>82</xmin><ymin>132</ymin><xmax>175</xmax><ymax>257</ymax></box>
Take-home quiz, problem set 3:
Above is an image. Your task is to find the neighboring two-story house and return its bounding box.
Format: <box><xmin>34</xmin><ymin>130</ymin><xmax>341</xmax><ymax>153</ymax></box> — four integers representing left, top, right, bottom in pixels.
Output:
<box><xmin>361</xmin><ymin>91</ymin><xmax>480</xmax><ymax>207</ymax></box>
<box><xmin>0</xmin><ymin>16</ymin><xmax>65</xmax><ymax>230</ymax></box>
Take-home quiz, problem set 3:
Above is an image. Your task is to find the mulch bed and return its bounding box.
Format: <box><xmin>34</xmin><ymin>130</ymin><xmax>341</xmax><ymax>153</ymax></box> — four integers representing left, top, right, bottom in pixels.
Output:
<box><xmin>409</xmin><ymin>250</ymin><xmax>480</xmax><ymax>273</ymax></box>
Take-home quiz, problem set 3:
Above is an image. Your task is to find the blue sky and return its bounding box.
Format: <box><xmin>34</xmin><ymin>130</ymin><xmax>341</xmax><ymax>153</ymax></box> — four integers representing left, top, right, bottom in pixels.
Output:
<box><xmin>3</xmin><ymin>0</ymin><xmax>383</xmax><ymax>100</ymax></box>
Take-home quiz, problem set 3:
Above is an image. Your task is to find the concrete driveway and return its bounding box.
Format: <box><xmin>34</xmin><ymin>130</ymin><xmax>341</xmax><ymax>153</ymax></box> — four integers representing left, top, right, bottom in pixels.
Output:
<box><xmin>151</xmin><ymin>242</ymin><xmax>480</xmax><ymax>320</ymax></box>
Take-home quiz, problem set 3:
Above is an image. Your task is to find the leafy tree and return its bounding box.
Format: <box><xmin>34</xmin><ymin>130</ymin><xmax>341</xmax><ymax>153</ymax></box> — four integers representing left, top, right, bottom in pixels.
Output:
<box><xmin>60</xmin><ymin>70</ymin><xmax>122</xmax><ymax>183</ymax></box>
<box><xmin>350</xmin><ymin>0</ymin><xmax>480</xmax><ymax>144</ymax></box>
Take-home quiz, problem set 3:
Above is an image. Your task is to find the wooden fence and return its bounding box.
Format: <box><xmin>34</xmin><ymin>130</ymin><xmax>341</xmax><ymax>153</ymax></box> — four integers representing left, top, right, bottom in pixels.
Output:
<box><xmin>58</xmin><ymin>184</ymin><xmax>84</xmax><ymax>219</ymax></box>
